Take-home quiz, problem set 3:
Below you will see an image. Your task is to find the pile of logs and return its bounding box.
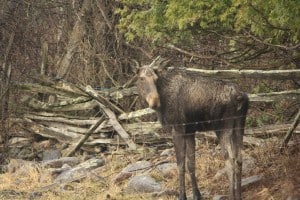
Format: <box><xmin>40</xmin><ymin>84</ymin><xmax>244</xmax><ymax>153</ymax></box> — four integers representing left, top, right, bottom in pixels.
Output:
<box><xmin>8</xmin><ymin>71</ymin><xmax>300</xmax><ymax>157</ymax></box>
<box><xmin>10</xmin><ymin>76</ymin><xmax>172</xmax><ymax>157</ymax></box>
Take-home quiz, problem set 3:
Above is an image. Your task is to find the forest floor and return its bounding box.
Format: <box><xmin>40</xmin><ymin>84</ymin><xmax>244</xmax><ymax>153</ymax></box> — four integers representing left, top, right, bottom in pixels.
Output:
<box><xmin>0</xmin><ymin>135</ymin><xmax>299</xmax><ymax>200</ymax></box>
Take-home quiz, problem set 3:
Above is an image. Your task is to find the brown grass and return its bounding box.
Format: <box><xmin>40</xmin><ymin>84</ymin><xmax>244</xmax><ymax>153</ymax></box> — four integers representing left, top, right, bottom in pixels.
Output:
<box><xmin>0</xmin><ymin>138</ymin><xmax>299</xmax><ymax>200</ymax></box>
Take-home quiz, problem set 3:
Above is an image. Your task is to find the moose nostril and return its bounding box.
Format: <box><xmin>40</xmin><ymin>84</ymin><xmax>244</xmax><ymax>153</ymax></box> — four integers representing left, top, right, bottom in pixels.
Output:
<box><xmin>147</xmin><ymin>95</ymin><xmax>160</xmax><ymax>109</ymax></box>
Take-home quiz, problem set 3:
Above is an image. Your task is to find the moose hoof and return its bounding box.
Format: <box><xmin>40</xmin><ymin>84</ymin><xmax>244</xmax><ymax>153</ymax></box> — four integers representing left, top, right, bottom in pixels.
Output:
<box><xmin>193</xmin><ymin>190</ymin><xmax>202</xmax><ymax>200</ymax></box>
<box><xmin>178</xmin><ymin>193</ymin><xmax>187</xmax><ymax>200</ymax></box>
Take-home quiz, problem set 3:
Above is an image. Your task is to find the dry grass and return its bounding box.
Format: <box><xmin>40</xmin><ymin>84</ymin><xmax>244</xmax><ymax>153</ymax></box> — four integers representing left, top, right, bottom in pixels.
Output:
<box><xmin>0</xmin><ymin>138</ymin><xmax>299</xmax><ymax>200</ymax></box>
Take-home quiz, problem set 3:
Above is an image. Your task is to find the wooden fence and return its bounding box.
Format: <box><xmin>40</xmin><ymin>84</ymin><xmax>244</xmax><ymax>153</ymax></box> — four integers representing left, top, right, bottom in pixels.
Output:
<box><xmin>10</xmin><ymin>68</ymin><xmax>300</xmax><ymax>156</ymax></box>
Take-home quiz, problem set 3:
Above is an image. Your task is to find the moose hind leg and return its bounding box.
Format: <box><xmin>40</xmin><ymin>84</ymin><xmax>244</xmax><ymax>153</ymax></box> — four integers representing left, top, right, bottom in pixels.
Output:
<box><xmin>219</xmin><ymin>121</ymin><xmax>243</xmax><ymax>200</ymax></box>
<box><xmin>173</xmin><ymin>129</ymin><xmax>187</xmax><ymax>200</ymax></box>
<box><xmin>186</xmin><ymin>134</ymin><xmax>201</xmax><ymax>200</ymax></box>
<box><xmin>233</xmin><ymin>117</ymin><xmax>246</xmax><ymax>200</ymax></box>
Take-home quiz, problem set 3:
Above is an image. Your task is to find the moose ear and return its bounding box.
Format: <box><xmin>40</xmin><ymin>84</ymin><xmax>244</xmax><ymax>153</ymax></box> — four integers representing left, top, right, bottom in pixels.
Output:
<box><xmin>149</xmin><ymin>56</ymin><xmax>171</xmax><ymax>72</ymax></box>
<box><xmin>131</xmin><ymin>59</ymin><xmax>141</xmax><ymax>74</ymax></box>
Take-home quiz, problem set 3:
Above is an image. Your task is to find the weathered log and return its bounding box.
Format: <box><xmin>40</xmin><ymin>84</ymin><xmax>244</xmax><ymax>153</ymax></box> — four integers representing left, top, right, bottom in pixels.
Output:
<box><xmin>40</xmin><ymin>122</ymin><xmax>91</xmax><ymax>134</ymax></box>
<box><xmin>124</xmin><ymin>122</ymin><xmax>162</xmax><ymax>135</ymax></box>
<box><xmin>245</xmin><ymin>123</ymin><xmax>300</xmax><ymax>137</ymax></box>
<box><xmin>107</xmin><ymin>87</ymin><xmax>138</xmax><ymax>100</ymax></box>
<box><xmin>119</xmin><ymin>108</ymin><xmax>155</xmax><ymax>120</ymax></box>
<box><xmin>24</xmin><ymin>113</ymin><xmax>101</xmax><ymax>126</ymax></box>
<box><xmin>65</xmin><ymin>115</ymin><xmax>106</xmax><ymax>157</ymax></box>
<box><xmin>17</xmin><ymin>83</ymin><xmax>84</xmax><ymax>98</ymax></box>
<box><xmin>23</xmin><ymin>118</ymin><xmax>81</xmax><ymax>143</ymax></box>
<box><xmin>23</xmin><ymin>96</ymin><xmax>98</xmax><ymax>112</ymax></box>
<box><xmin>248</xmin><ymin>89</ymin><xmax>300</xmax><ymax>102</ymax></box>
<box><xmin>8</xmin><ymin>137</ymin><xmax>31</xmax><ymax>147</ymax></box>
<box><xmin>182</xmin><ymin>67</ymin><xmax>300</xmax><ymax>80</ymax></box>
<box><xmin>84</xmin><ymin>86</ymin><xmax>137</xmax><ymax>150</ymax></box>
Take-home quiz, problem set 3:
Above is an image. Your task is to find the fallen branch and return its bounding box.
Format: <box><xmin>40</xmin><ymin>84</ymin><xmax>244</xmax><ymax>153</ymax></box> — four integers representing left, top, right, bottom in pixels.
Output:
<box><xmin>119</xmin><ymin>108</ymin><xmax>155</xmax><ymax>120</ymax></box>
<box><xmin>65</xmin><ymin>115</ymin><xmax>106</xmax><ymax>156</ymax></box>
<box><xmin>280</xmin><ymin>109</ymin><xmax>300</xmax><ymax>152</ymax></box>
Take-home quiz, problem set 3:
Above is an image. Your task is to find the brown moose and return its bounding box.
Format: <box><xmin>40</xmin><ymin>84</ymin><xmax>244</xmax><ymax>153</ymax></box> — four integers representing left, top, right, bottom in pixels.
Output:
<box><xmin>136</xmin><ymin>57</ymin><xmax>249</xmax><ymax>200</ymax></box>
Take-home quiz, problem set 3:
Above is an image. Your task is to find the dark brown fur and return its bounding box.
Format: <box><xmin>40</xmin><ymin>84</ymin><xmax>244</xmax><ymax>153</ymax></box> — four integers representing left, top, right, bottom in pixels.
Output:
<box><xmin>137</xmin><ymin>66</ymin><xmax>248</xmax><ymax>200</ymax></box>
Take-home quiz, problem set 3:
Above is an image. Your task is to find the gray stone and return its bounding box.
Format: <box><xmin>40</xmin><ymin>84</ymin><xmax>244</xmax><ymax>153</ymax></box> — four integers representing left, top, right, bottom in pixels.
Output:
<box><xmin>54</xmin><ymin>157</ymin><xmax>105</xmax><ymax>183</ymax></box>
<box><xmin>243</xmin><ymin>155</ymin><xmax>256</xmax><ymax>174</ymax></box>
<box><xmin>122</xmin><ymin>161</ymin><xmax>152</xmax><ymax>173</ymax></box>
<box><xmin>42</xmin><ymin>149</ymin><xmax>61</xmax><ymax>161</ymax></box>
<box><xmin>156</xmin><ymin>163</ymin><xmax>177</xmax><ymax>177</ymax></box>
<box><xmin>241</xmin><ymin>175</ymin><xmax>262</xmax><ymax>187</ymax></box>
<box><xmin>212</xmin><ymin>195</ymin><xmax>228</xmax><ymax>200</ymax></box>
<box><xmin>214</xmin><ymin>155</ymin><xmax>256</xmax><ymax>179</ymax></box>
<box><xmin>43</xmin><ymin>157</ymin><xmax>80</xmax><ymax>168</ymax></box>
<box><xmin>127</xmin><ymin>175</ymin><xmax>161</xmax><ymax>193</ymax></box>
<box><xmin>160</xmin><ymin>148</ymin><xmax>174</xmax><ymax>157</ymax></box>
<box><xmin>113</xmin><ymin>172</ymin><xmax>133</xmax><ymax>184</ymax></box>
<box><xmin>287</xmin><ymin>194</ymin><xmax>300</xmax><ymax>200</ymax></box>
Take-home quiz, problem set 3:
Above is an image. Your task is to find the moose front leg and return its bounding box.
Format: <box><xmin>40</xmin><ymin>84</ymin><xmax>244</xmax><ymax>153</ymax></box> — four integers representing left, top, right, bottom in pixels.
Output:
<box><xmin>173</xmin><ymin>128</ymin><xmax>187</xmax><ymax>200</ymax></box>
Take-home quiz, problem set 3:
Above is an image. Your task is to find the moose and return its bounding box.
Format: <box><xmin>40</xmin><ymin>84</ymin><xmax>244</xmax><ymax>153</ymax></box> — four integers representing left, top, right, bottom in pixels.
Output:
<box><xmin>136</xmin><ymin>57</ymin><xmax>249</xmax><ymax>200</ymax></box>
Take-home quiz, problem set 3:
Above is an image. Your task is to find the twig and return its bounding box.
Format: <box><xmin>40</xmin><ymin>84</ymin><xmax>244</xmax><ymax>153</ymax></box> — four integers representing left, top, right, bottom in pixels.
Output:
<box><xmin>96</xmin><ymin>1</ymin><xmax>112</xmax><ymax>30</ymax></box>
<box><xmin>166</xmin><ymin>44</ymin><xmax>232</xmax><ymax>66</ymax></box>
<box><xmin>247</xmin><ymin>32</ymin><xmax>300</xmax><ymax>50</ymax></box>
<box><xmin>280</xmin><ymin>109</ymin><xmax>300</xmax><ymax>152</ymax></box>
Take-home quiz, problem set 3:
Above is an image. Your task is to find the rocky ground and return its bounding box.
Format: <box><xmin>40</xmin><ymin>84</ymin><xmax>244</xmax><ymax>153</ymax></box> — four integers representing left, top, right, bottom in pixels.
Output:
<box><xmin>0</xmin><ymin>137</ymin><xmax>299</xmax><ymax>200</ymax></box>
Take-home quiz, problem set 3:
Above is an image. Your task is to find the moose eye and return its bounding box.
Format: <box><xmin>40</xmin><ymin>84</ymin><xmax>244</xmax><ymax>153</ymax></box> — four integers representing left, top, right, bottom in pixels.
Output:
<box><xmin>139</xmin><ymin>77</ymin><xmax>146</xmax><ymax>81</ymax></box>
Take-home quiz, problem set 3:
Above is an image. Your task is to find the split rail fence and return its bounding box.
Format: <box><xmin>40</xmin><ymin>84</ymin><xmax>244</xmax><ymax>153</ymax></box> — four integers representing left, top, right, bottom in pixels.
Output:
<box><xmin>10</xmin><ymin>68</ymin><xmax>300</xmax><ymax>155</ymax></box>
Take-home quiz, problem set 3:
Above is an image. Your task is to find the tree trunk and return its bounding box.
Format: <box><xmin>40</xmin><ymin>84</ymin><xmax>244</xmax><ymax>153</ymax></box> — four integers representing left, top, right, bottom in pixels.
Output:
<box><xmin>56</xmin><ymin>0</ymin><xmax>91</xmax><ymax>79</ymax></box>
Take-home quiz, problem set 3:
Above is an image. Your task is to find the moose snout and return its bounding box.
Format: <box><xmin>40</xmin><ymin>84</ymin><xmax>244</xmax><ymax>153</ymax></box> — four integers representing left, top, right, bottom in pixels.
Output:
<box><xmin>146</xmin><ymin>93</ymin><xmax>161</xmax><ymax>109</ymax></box>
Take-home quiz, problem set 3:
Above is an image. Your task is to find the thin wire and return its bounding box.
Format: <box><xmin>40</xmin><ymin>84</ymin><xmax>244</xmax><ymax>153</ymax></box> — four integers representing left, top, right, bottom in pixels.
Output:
<box><xmin>159</xmin><ymin>115</ymin><xmax>247</xmax><ymax>127</ymax></box>
<box><xmin>138</xmin><ymin>115</ymin><xmax>248</xmax><ymax>136</ymax></box>
<box><xmin>137</xmin><ymin>114</ymin><xmax>300</xmax><ymax>140</ymax></box>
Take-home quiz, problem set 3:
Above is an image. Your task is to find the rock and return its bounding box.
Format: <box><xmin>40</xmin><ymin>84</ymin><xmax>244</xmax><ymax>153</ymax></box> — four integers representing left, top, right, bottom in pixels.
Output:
<box><xmin>49</xmin><ymin>163</ymin><xmax>72</xmax><ymax>176</ymax></box>
<box><xmin>122</xmin><ymin>161</ymin><xmax>152</xmax><ymax>173</ymax></box>
<box><xmin>42</xmin><ymin>149</ymin><xmax>61</xmax><ymax>161</ymax></box>
<box><xmin>43</xmin><ymin>157</ymin><xmax>80</xmax><ymax>168</ymax></box>
<box><xmin>156</xmin><ymin>162</ymin><xmax>177</xmax><ymax>178</ymax></box>
<box><xmin>113</xmin><ymin>161</ymin><xmax>152</xmax><ymax>184</ymax></box>
<box><xmin>243</xmin><ymin>155</ymin><xmax>256</xmax><ymax>174</ymax></box>
<box><xmin>214</xmin><ymin>155</ymin><xmax>256</xmax><ymax>179</ymax></box>
<box><xmin>11</xmin><ymin>147</ymin><xmax>35</xmax><ymax>160</ymax></box>
<box><xmin>287</xmin><ymin>194</ymin><xmax>300</xmax><ymax>200</ymax></box>
<box><xmin>54</xmin><ymin>157</ymin><xmax>105</xmax><ymax>183</ymax></box>
<box><xmin>127</xmin><ymin>175</ymin><xmax>161</xmax><ymax>193</ymax></box>
<box><xmin>113</xmin><ymin>172</ymin><xmax>133</xmax><ymax>184</ymax></box>
<box><xmin>212</xmin><ymin>195</ymin><xmax>228</xmax><ymax>200</ymax></box>
<box><xmin>242</xmin><ymin>175</ymin><xmax>263</xmax><ymax>187</ymax></box>
<box><xmin>160</xmin><ymin>148</ymin><xmax>175</xmax><ymax>157</ymax></box>
<box><xmin>7</xmin><ymin>159</ymin><xmax>35</xmax><ymax>173</ymax></box>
